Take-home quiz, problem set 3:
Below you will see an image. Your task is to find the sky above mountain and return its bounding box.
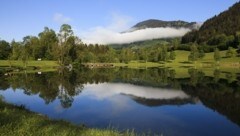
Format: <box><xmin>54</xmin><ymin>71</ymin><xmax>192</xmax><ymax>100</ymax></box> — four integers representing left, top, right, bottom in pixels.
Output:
<box><xmin>0</xmin><ymin>0</ymin><xmax>239</xmax><ymax>43</ymax></box>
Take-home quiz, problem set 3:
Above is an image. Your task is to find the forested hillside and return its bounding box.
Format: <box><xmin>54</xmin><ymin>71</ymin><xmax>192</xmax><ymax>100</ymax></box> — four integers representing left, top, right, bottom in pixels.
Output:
<box><xmin>109</xmin><ymin>39</ymin><xmax>172</xmax><ymax>49</ymax></box>
<box><xmin>182</xmin><ymin>2</ymin><xmax>240</xmax><ymax>47</ymax></box>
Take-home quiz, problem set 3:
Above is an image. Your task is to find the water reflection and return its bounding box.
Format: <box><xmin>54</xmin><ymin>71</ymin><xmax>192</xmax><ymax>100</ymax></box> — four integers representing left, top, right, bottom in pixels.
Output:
<box><xmin>84</xmin><ymin>83</ymin><xmax>190</xmax><ymax>100</ymax></box>
<box><xmin>83</xmin><ymin>83</ymin><xmax>196</xmax><ymax>107</ymax></box>
<box><xmin>0</xmin><ymin>67</ymin><xmax>240</xmax><ymax>135</ymax></box>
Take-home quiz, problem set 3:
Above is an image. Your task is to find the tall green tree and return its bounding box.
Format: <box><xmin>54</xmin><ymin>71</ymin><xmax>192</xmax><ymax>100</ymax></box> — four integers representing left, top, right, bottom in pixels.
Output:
<box><xmin>29</xmin><ymin>36</ymin><xmax>40</xmax><ymax>59</ymax></box>
<box><xmin>188</xmin><ymin>44</ymin><xmax>199</xmax><ymax>62</ymax></box>
<box><xmin>235</xmin><ymin>32</ymin><xmax>240</xmax><ymax>56</ymax></box>
<box><xmin>0</xmin><ymin>40</ymin><xmax>11</xmax><ymax>59</ymax></box>
<box><xmin>21</xmin><ymin>36</ymin><xmax>33</xmax><ymax>67</ymax></box>
<box><xmin>10</xmin><ymin>40</ymin><xmax>22</xmax><ymax>60</ymax></box>
<box><xmin>226</xmin><ymin>47</ymin><xmax>235</xmax><ymax>58</ymax></box>
<box><xmin>214</xmin><ymin>48</ymin><xmax>221</xmax><ymax>64</ymax></box>
<box><xmin>237</xmin><ymin>46</ymin><xmax>240</xmax><ymax>57</ymax></box>
<box><xmin>199</xmin><ymin>48</ymin><xmax>205</xmax><ymax>59</ymax></box>
<box><xmin>58</xmin><ymin>24</ymin><xmax>74</xmax><ymax>65</ymax></box>
<box><xmin>172</xmin><ymin>38</ymin><xmax>180</xmax><ymax>50</ymax></box>
<box><xmin>38</xmin><ymin>27</ymin><xmax>58</xmax><ymax>60</ymax></box>
<box><xmin>169</xmin><ymin>51</ymin><xmax>176</xmax><ymax>60</ymax></box>
<box><xmin>148</xmin><ymin>47</ymin><xmax>159</xmax><ymax>62</ymax></box>
<box><xmin>161</xmin><ymin>45</ymin><xmax>168</xmax><ymax>61</ymax></box>
<box><xmin>139</xmin><ymin>48</ymin><xmax>148</xmax><ymax>62</ymax></box>
<box><xmin>22</xmin><ymin>36</ymin><xmax>40</xmax><ymax>60</ymax></box>
<box><xmin>83</xmin><ymin>52</ymin><xmax>96</xmax><ymax>63</ymax></box>
<box><xmin>120</xmin><ymin>49</ymin><xmax>130</xmax><ymax>63</ymax></box>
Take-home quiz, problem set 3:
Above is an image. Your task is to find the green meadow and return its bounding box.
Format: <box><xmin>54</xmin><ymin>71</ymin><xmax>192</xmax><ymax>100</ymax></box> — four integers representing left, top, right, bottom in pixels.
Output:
<box><xmin>0</xmin><ymin>50</ymin><xmax>239</xmax><ymax>72</ymax></box>
<box><xmin>0</xmin><ymin>60</ymin><xmax>58</xmax><ymax>68</ymax></box>
<box><xmin>113</xmin><ymin>50</ymin><xmax>239</xmax><ymax>69</ymax></box>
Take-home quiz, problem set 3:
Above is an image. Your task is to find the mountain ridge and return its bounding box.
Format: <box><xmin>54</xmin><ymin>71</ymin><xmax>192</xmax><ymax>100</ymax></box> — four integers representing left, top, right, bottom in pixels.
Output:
<box><xmin>132</xmin><ymin>19</ymin><xmax>199</xmax><ymax>30</ymax></box>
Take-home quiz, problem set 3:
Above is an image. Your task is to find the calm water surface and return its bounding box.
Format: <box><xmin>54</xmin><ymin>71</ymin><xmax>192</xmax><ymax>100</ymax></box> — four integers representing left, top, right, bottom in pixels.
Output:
<box><xmin>0</xmin><ymin>68</ymin><xmax>240</xmax><ymax>136</ymax></box>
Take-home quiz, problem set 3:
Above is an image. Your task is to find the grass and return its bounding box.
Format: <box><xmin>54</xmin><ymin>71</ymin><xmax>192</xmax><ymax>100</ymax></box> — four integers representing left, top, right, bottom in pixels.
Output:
<box><xmin>112</xmin><ymin>50</ymin><xmax>240</xmax><ymax>70</ymax></box>
<box><xmin>0</xmin><ymin>60</ymin><xmax>59</xmax><ymax>69</ymax></box>
<box><xmin>113</xmin><ymin>61</ymin><xmax>163</xmax><ymax>68</ymax></box>
<box><xmin>0</xmin><ymin>50</ymin><xmax>239</xmax><ymax>73</ymax></box>
<box><xmin>0</xmin><ymin>99</ymin><xmax>138</xmax><ymax>136</ymax></box>
<box><xmin>0</xmin><ymin>60</ymin><xmax>59</xmax><ymax>74</ymax></box>
<box><xmin>111</xmin><ymin>50</ymin><xmax>240</xmax><ymax>79</ymax></box>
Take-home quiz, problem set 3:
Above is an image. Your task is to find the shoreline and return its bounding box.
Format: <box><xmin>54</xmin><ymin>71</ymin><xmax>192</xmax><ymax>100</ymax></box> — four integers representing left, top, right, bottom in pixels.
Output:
<box><xmin>0</xmin><ymin>99</ymin><xmax>136</xmax><ymax>136</ymax></box>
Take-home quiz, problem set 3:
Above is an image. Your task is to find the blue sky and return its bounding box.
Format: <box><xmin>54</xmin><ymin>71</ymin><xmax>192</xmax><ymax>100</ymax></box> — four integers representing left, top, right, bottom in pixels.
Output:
<box><xmin>0</xmin><ymin>0</ymin><xmax>239</xmax><ymax>42</ymax></box>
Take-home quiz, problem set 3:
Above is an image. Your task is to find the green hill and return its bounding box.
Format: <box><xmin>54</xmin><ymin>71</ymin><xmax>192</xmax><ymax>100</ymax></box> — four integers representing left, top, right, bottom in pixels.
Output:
<box><xmin>182</xmin><ymin>2</ymin><xmax>240</xmax><ymax>47</ymax></box>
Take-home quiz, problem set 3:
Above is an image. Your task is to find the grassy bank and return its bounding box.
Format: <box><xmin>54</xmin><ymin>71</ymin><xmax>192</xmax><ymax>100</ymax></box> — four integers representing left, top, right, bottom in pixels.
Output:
<box><xmin>0</xmin><ymin>99</ymin><xmax>136</xmax><ymax>136</ymax></box>
<box><xmin>0</xmin><ymin>50</ymin><xmax>239</xmax><ymax>71</ymax></box>
<box><xmin>113</xmin><ymin>50</ymin><xmax>240</xmax><ymax>69</ymax></box>
<box><xmin>0</xmin><ymin>60</ymin><xmax>59</xmax><ymax>69</ymax></box>
<box><xmin>0</xmin><ymin>60</ymin><xmax>59</xmax><ymax>73</ymax></box>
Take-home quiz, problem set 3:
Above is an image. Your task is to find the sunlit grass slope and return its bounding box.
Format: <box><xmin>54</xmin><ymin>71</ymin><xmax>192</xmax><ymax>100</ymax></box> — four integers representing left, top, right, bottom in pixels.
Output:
<box><xmin>113</xmin><ymin>50</ymin><xmax>240</xmax><ymax>69</ymax></box>
<box><xmin>0</xmin><ymin>60</ymin><xmax>58</xmax><ymax>68</ymax></box>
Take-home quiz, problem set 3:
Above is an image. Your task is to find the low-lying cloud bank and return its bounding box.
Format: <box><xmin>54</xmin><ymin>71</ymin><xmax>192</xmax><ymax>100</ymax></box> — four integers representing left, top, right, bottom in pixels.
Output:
<box><xmin>81</xmin><ymin>27</ymin><xmax>190</xmax><ymax>45</ymax></box>
<box><xmin>78</xmin><ymin>13</ymin><xmax>193</xmax><ymax>45</ymax></box>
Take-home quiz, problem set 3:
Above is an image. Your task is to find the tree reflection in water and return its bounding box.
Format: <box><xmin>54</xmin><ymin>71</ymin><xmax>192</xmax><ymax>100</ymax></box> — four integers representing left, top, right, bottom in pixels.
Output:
<box><xmin>0</xmin><ymin>67</ymin><xmax>240</xmax><ymax>127</ymax></box>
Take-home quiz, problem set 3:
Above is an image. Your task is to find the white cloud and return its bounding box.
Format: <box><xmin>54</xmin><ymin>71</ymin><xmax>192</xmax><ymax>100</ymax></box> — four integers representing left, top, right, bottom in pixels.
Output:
<box><xmin>53</xmin><ymin>13</ymin><xmax>72</xmax><ymax>24</ymax></box>
<box><xmin>82</xmin><ymin>27</ymin><xmax>190</xmax><ymax>44</ymax></box>
<box><xmin>79</xmin><ymin>13</ymin><xmax>191</xmax><ymax>44</ymax></box>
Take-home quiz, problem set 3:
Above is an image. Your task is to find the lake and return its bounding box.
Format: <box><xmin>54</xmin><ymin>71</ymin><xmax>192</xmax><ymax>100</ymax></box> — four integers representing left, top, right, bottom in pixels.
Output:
<box><xmin>0</xmin><ymin>67</ymin><xmax>240</xmax><ymax>136</ymax></box>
